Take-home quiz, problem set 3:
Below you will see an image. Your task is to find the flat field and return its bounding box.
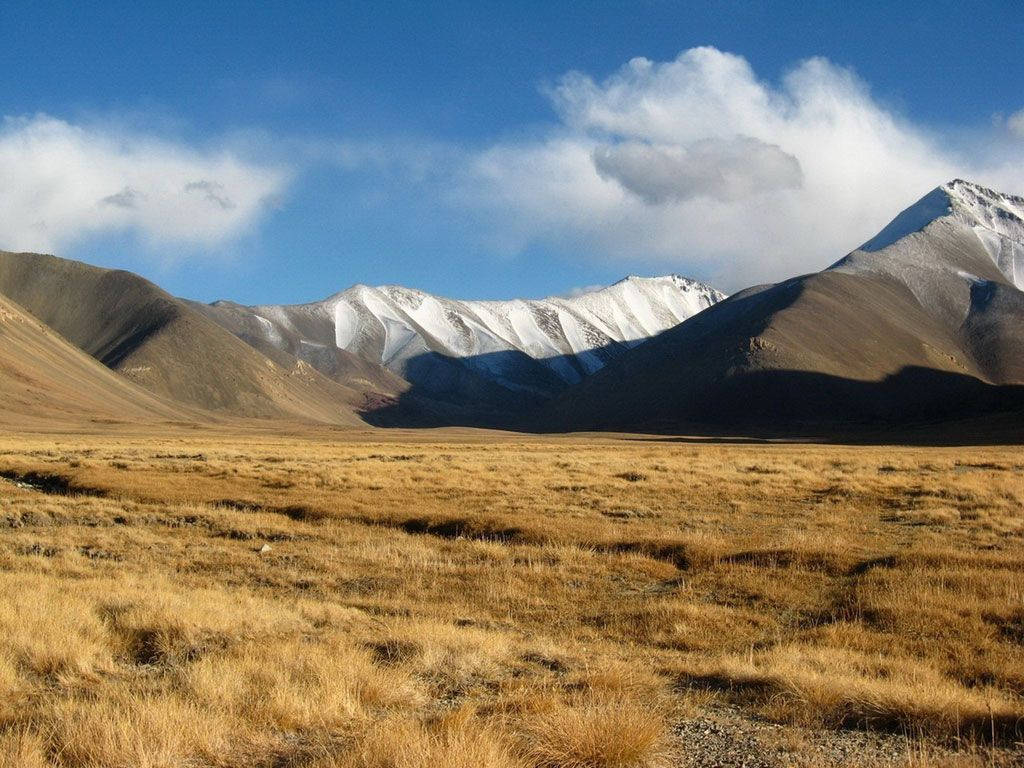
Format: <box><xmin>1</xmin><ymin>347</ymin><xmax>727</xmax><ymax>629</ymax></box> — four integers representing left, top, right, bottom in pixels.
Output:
<box><xmin>0</xmin><ymin>427</ymin><xmax>1022</xmax><ymax>767</ymax></box>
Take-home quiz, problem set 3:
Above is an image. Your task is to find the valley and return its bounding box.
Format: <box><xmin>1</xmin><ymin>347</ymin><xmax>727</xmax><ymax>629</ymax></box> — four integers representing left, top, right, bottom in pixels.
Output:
<box><xmin>5</xmin><ymin>8</ymin><xmax>1024</xmax><ymax>766</ymax></box>
<box><xmin>1</xmin><ymin>181</ymin><xmax>1023</xmax><ymax>766</ymax></box>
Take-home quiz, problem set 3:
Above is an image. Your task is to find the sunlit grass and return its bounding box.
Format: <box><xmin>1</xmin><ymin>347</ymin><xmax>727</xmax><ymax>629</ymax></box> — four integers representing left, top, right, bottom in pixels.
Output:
<box><xmin>0</xmin><ymin>430</ymin><xmax>1021</xmax><ymax>765</ymax></box>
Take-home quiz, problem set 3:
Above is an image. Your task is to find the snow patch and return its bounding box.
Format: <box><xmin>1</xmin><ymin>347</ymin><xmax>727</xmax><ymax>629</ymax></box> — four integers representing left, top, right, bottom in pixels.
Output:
<box><xmin>333</xmin><ymin>300</ymin><xmax>359</xmax><ymax>350</ymax></box>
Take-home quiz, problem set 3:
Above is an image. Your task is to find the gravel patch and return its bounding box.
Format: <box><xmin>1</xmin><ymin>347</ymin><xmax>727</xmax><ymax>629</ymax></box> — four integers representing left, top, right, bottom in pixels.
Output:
<box><xmin>673</xmin><ymin>704</ymin><xmax>1022</xmax><ymax>767</ymax></box>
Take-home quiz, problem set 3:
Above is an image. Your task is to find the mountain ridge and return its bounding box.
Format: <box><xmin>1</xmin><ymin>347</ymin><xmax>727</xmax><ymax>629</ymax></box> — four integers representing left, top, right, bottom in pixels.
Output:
<box><xmin>194</xmin><ymin>273</ymin><xmax>725</xmax><ymax>422</ymax></box>
<box><xmin>2</xmin><ymin>178</ymin><xmax>1022</xmax><ymax>437</ymax></box>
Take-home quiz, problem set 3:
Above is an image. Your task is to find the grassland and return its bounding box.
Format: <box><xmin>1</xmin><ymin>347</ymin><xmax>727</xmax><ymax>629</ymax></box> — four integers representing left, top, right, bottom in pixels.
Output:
<box><xmin>0</xmin><ymin>426</ymin><xmax>1022</xmax><ymax>767</ymax></box>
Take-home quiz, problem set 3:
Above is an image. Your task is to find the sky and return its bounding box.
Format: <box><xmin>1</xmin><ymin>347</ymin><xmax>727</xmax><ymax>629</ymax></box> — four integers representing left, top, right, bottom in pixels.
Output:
<box><xmin>1</xmin><ymin>0</ymin><xmax>1023</xmax><ymax>304</ymax></box>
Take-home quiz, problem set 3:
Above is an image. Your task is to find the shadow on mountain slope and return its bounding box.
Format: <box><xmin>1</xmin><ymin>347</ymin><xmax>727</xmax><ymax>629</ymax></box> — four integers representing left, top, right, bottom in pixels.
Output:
<box><xmin>0</xmin><ymin>251</ymin><xmax>367</xmax><ymax>424</ymax></box>
<box><xmin>542</xmin><ymin>364</ymin><xmax>1024</xmax><ymax>442</ymax></box>
<box><xmin>359</xmin><ymin>347</ymin><xmax>1024</xmax><ymax>441</ymax></box>
<box><xmin>358</xmin><ymin>270</ymin><xmax>1024</xmax><ymax>440</ymax></box>
<box><xmin>358</xmin><ymin>345</ymin><xmax>623</xmax><ymax>429</ymax></box>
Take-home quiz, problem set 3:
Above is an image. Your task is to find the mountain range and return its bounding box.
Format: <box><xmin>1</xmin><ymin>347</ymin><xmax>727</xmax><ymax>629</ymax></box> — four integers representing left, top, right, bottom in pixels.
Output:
<box><xmin>2</xmin><ymin>179</ymin><xmax>1023</xmax><ymax>438</ymax></box>
<box><xmin>190</xmin><ymin>274</ymin><xmax>724</xmax><ymax>426</ymax></box>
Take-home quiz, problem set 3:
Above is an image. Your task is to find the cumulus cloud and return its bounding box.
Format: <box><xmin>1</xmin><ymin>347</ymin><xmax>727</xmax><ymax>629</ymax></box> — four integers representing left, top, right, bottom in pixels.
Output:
<box><xmin>0</xmin><ymin>115</ymin><xmax>287</xmax><ymax>254</ymax></box>
<box><xmin>458</xmin><ymin>47</ymin><xmax>1024</xmax><ymax>289</ymax></box>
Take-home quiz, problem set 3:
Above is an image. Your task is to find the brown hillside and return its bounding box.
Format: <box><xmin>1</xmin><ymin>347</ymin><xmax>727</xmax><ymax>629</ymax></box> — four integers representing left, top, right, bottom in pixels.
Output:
<box><xmin>0</xmin><ymin>251</ymin><xmax>370</xmax><ymax>425</ymax></box>
<box><xmin>0</xmin><ymin>293</ymin><xmax>192</xmax><ymax>428</ymax></box>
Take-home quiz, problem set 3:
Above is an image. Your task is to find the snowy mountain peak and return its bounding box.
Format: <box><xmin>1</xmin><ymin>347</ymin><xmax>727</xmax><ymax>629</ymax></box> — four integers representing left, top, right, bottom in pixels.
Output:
<box><xmin>943</xmin><ymin>179</ymin><xmax>1024</xmax><ymax>242</ymax></box>
<box><xmin>613</xmin><ymin>273</ymin><xmax>710</xmax><ymax>290</ymax></box>
<box><xmin>826</xmin><ymin>180</ymin><xmax>1024</xmax><ymax>328</ymax></box>
<box><xmin>861</xmin><ymin>180</ymin><xmax>1024</xmax><ymax>254</ymax></box>
<box><xmin>850</xmin><ymin>180</ymin><xmax>1024</xmax><ymax>292</ymax></box>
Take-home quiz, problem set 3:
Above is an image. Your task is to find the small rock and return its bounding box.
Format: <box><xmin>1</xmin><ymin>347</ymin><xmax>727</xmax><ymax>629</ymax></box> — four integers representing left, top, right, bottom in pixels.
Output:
<box><xmin>258</xmin><ymin>543</ymin><xmax>272</xmax><ymax>554</ymax></box>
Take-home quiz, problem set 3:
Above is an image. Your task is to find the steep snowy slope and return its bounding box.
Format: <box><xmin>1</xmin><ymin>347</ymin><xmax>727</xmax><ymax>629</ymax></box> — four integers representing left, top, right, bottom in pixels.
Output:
<box><xmin>833</xmin><ymin>179</ymin><xmax>1024</xmax><ymax>383</ymax></box>
<box><xmin>198</xmin><ymin>276</ymin><xmax>724</xmax><ymax>410</ymax></box>
<box><xmin>856</xmin><ymin>179</ymin><xmax>1024</xmax><ymax>287</ymax></box>
<box><xmin>547</xmin><ymin>180</ymin><xmax>1024</xmax><ymax>435</ymax></box>
<box><xmin>837</xmin><ymin>179</ymin><xmax>1024</xmax><ymax>325</ymax></box>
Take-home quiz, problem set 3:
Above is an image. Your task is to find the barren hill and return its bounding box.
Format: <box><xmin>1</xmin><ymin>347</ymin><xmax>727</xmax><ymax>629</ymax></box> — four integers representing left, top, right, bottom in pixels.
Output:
<box><xmin>0</xmin><ymin>251</ymin><xmax>377</xmax><ymax>425</ymax></box>
<box><xmin>0</xmin><ymin>293</ymin><xmax>194</xmax><ymax>428</ymax></box>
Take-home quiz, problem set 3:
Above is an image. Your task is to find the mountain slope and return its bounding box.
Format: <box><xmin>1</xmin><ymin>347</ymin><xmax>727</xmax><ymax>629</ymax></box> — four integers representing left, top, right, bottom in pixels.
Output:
<box><xmin>196</xmin><ymin>275</ymin><xmax>724</xmax><ymax>422</ymax></box>
<box><xmin>0</xmin><ymin>251</ymin><xmax>373</xmax><ymax>425</ymax></box>
<box><xmin>547</xmin><ymin>180</ymin><xmax>1024</xmax><ymax>434</ymax></box>
<box><xmin>184</xmin><ymin>298</ymin><xmax>407</xmax><ymax>398</ymax></box>
<box><xmin>0</xmin><ymin>293</ymin><xmax>192</xmax><ymax>428</ymax></box>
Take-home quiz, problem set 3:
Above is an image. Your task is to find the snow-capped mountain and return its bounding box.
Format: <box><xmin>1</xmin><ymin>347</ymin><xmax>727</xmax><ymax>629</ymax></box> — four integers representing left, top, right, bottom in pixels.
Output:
<box><xmin>197</xmin><ymin>275</ymin><xmax>724</xmax><ymax>404</ymax></box>
<box><xmin>546</xmin><ymin>179</ymin><xmax>1024</xmax><ymax>434</ymax></box>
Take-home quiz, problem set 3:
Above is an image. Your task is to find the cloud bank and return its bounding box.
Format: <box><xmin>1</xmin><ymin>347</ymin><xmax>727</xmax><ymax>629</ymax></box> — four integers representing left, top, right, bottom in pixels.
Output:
<box><xmin>6</xmin><ymin>51</ymin><xmax>1023</xmax><ymax>289</ymax></box>
<box><xmin>459</xmin><ymin>47</ymin><xmax>1024</xmax><ymax>289</ymax></box>
<box><xmin>0</xmin><ymin>115</ymin><xmax>287</xmax><ymax>254</ymax></box>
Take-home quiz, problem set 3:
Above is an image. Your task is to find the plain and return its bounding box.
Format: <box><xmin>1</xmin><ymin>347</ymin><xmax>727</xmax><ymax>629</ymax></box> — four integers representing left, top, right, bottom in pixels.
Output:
<box><xmin>0</xmin><ymin>426</ymin><xmax>1022</xmax><ymax>767</ymax></box>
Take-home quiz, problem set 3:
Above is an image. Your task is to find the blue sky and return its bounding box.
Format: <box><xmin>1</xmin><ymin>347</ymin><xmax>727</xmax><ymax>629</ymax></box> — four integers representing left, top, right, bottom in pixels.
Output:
<box><xmin>1</xmin><ymin>1</ymin><xmax>1023</xmax><ymax>303</ymax></box>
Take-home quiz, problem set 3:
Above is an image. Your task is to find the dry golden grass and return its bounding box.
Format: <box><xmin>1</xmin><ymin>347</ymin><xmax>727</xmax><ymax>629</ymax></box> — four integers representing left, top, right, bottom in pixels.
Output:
<box><xmin>0</xmin><ymin>427</ymin><xmax>1022</xmax><ymax>766</ymax></box>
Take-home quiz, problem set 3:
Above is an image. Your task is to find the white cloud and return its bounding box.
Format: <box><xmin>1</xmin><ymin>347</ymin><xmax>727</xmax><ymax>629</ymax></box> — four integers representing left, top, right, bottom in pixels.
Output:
<box><xmin>1008</xmin><ymin>109</ymin><xmax>1024</xmax><ymax>139</ymax></box>
<box><xmin>561</xmin><ymin>283</ymin><xmax>606</xmax><ymax>298</ymax></box>
<box><xmin>0</xmin><ymin>115</ymin><xmax>287</xmax><ymax>254</ymax></box>
<box><xmin>458</xmin><ymin>47</ymin><xmax>1024</xmax><ymax>290</ymax></box>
